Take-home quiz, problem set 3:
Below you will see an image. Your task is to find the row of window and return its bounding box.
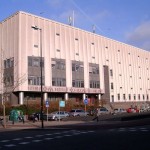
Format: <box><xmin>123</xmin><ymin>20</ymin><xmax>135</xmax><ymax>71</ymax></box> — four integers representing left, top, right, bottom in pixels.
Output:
<box><xmin>90</xmin><ymin>81</ymin><xmax>100</xmax><ymax>88</ymax></box>
<box><xmin>72</xmin><ymin>63</ymin><xmax>84</xmax><ymax>72</ymax></box>
<box><xmin>72</xmin><ymin>80</ymin><xmax>84</xmax><ymax>88</ymax></box>
<box><xmin>116</xmin><ymin>93</ymin><xmax>149</xmax><ymax>101</ymax></box>
<box><xmin>51</xmin><ymin>60</ymin><xmax>65</xmax><ymax>70</ymax></box>
<box><xmin>28</xmin><ymin>57</ymin><xmax>100</xmax><ymax>75</ymax></box>
<box><xmin>52</xmin><ymin>78</ymin><xmax>66</xmax><ymax>86</ymax></box>
<box><xmin>28</xmin><ymin>76</ymin><xmax>100</xmax><ymax>88</ymax></box>
<box><xmin>28</xmin><ymin>76</ymin><xmax>44</xmax><ymax>85</ymax></box>
<box><xmin>28</xmin><ymin>57</ymin><xmax>44</xmax><ymax>67</ymax></box>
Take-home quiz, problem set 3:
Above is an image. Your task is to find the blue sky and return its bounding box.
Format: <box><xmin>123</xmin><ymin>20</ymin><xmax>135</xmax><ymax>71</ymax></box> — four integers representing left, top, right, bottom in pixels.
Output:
<box><xmin>0</xmin><ymin>0</ymin><xmax>150</xmax><ymax>51</ymax></box>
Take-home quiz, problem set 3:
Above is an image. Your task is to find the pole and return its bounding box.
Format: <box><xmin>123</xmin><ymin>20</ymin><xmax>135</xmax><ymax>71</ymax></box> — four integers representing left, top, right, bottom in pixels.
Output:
<box><xmin>85</xmin><ymin>104</ymin><xmax>86</xmax><ymax>116</ymax></box>
<box><xmin>40</xmin><ymin>29</ymin><xmax>44</xmax><ymax>128</ymax></box>
<box><xmin>59</xmin><ymin>100</ymin><xmax>60</xmax><ymax>122</ymax></box>
<box><xmin>31</xmin><ymin>26</ymin><xmax>44</xmax><ymax>128</ymax></box>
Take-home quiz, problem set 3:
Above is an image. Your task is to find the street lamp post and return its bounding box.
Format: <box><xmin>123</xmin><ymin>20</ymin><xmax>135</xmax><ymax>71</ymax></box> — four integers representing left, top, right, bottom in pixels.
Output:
<box><xmin>31</xmin><ymin>26</ymin><xmax>44</xmax><ymax>128</ymax></box>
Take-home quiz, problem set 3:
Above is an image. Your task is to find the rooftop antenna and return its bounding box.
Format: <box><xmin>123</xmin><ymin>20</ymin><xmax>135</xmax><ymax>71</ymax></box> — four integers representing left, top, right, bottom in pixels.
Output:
<box><xmin>72</xmin><ymin>10</ymin><xmax>75</xmax><ymax>26</ymax></box>
<box><xmin>68</xmin><ymin>11</ymin><xmax>75</xmax><ymax>26</ymax></box>
<box><xmin>68</xmin><ymin>16</ymin><xmax>72</xmax><ymax>26</ymax></box>
<box><xmin>70</xmin><ymin>0</ymin><xmax>103</xmax><ymax>33</ymax></box>
<box><xmin>92</xmin><ymin>25</ymin><xmax>96</xmax><ymax>33</ymax></box>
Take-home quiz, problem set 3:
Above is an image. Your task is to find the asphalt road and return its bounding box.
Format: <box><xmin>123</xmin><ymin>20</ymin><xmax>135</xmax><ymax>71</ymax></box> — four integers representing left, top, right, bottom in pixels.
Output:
<box><xmin>0</xmin><ymin>125</ymin><xmax>150</xmax><ymax>150</ymax></box>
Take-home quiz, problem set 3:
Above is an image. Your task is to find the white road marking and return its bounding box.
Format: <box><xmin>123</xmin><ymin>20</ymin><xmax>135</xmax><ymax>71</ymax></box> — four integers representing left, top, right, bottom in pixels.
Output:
<box><xmin>32</xmin><ymin>140</ymin><xmax>43</xmax><ymax>142</ymax></box>
<box><xmin>0</xmin><ymin>130</ymin><xmax>95</xmax><ymax>148</ymax></box>
<box><xmin>73</xmin><ymin>133</ymin><xmax>81</xmax><ymax>135</ymax></box>
<box><xmin>0</xmin><ymin>140</ymin><xmax>10</xmax><ymax>142</ymax></box>
<box><xmin>4</xmin><ymin>144</ymin><xmax>16</xmax><ymax>147</ymax></box>
<box><xmin>141</xmin><ymin>130</ymin><xmax>149</xmax><ymax>132</ymax></box>
<box><xmin>24</xmin><ymin>136</ymin><xmax>33</xmax><ymax>139</ymax></box>
<box><xmin>35</xmin><ymin>135</ymin><xmax>44</xmax><ymax>137</ymax></box>
<box><xmin>139</xmin><ymin>128</ymin><xmax>147</xmax><ymax>130</ymax></box>
<box><xmin>64</xmin><ymin>134</ymin><xmax>72</xmax><ymax>137</ymax></box>
<box><xmin>13</xmin><ymin>138</ymin><xmax>22</xmax><ymax>140</ymax></box>
<box><xmin>45</xmin><ymin>134</ymin><xmax>52</xmax><ymax>136</ymax></box>
<box><xmin>44</xmin><ymin>138</ymin><xmax>54</xmax><ymax>140</ymax></box>
<box><xmin>19</xmin><ymin>142</ymin><xmax>30</xmax><ymax>145</ymax></box>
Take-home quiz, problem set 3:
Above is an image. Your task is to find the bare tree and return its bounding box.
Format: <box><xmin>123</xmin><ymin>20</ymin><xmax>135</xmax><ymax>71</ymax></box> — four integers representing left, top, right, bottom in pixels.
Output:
<box><xmin>0</xmin><ymin>48</ymin><xmax>27</xmax><ymax>128</ymax></box>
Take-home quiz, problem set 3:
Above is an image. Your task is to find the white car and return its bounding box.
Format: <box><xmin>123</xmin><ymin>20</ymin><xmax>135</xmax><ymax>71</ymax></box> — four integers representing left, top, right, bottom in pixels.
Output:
<box><xmin>113</xmin><ymin>108</ymin><xmax>127</xmax><ymax>115</ymax></box>
<box><xmin>69</xmin><ymin>109</ymin><xmax>89</xmax><ymax>117</ymax></box>
<box><xmin>44</xmin><ymin>111</ymin><xmax>69</xmax><ymax>121</ymax></box>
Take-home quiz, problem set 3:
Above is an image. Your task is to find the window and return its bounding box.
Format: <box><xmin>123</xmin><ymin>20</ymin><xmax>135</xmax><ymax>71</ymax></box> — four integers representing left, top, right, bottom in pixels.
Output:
<box><xmin>51</xmin><ymin>60</ymin><xmax>65</xmax><ymax>70</ymax></box>
<box><xmin>134</xmin><ymin>94</ymin><xmax>136</xmax><ymax>100</ymax></box>
<box><xmin>28</xmin><ymin>76</ymin><xmax>44</xmax><ymax>85</ymax></box>
<box><xmin>110</xmin><ymin>69</ymin><xmax>113</xmax><ymax>77</ymax></box>
<box><xmin>72</xmin><ymin>80</ymin><xmax>84</xmax><ymax>88</ymax></box>
<box><xmin>28</xmin><ymin>57</ymin><xmax>44</xmax><ymax>67</ymax></box>
<box><xmin>111</xmin><ymin>83</ymin><xmax>114</xmax><ymax>90</ymax></box>
<box><xmin>138</xmin><ymin>94</ymin><xmax>140</xmax><ymax>100</ymax></box>
<box><xmin>89</xmin><ymin>66</ymin><xmax>99</xmax><ymax>74</ymax></box>
<box><xmin>72</xmin><ymin>63</ymin><xmax>83</xmax><ymax>72</ymax></box>
<box><xmin>34</xmin><ymin>44</ymin><xmax>38</xmax><ymax>48</ymax></box>
<box><xmin>33</xmin><ymin>58</ymin><xmax>40</xmax><ymax>67</ymax></box>
<box><xmin>123</xmin><ymin>94</ymin><xmax>126</xmax><ymax>100</ymax></box>
<box><xmin>4</xmin><ymin>58</ymin><xmax>14</xmax><ymax>68</ymax></box>
<box><xmin>143</xmin><ymin>94</ymin><xmax>145</xmax><ymax>100</ymax></box>
<box><xmin>129</xmin><ymin>94</ymin><xmax>131</xmax><ymax>100</ymax></box>
<box><xmin>111</xmin><ymin>95</ymin><xmax>114</xmax><ymax>102</ymax></box>
<box><xmin>118</xmin><ymin>94</ymin><xmax>120</xmax><ymax>101</ymax></box>
<box><xmin>90</xmin><ymin>81</ymin><xmax>100</xmax><ymax>88</ymax></box>
<box><xmin>147</xmin><ymin>95</ymin><xmax>149</xmax><ymax>100</ymax></box>
<box><xmin>52</xmin><ymin>78</ymin><xmax>66</xmax><ymax>86</ymax></box>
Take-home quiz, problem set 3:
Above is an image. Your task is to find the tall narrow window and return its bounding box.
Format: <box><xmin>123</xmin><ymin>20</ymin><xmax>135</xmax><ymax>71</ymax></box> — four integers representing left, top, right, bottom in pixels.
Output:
<box><xmin>111</xmin><ymin>83</ymin><xmax>114</xmax><ymax>90</ymax></box>
<box><xmin>118</xmin><ymin>94</ymin><xmax>120</xmax><ymax>101</ymax></box>
<box><xmin>110</xmin><ymin>69</ymin><xmax>113</xmax><ymax>77</ymax></box>
<box><xmin>129</xmin><ymin>94</ymin><xmax>131</xmax><ymax>100</ymax></box>
<box><xmin>123</xmin><ymin>94</ymin><xmax>126</xmax><ymax>100</ymax></box>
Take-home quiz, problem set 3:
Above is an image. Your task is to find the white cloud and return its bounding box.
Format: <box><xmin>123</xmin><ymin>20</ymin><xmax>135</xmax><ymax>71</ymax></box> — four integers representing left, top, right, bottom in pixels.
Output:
<box><xmin>126</xmin><ymin>21</ymin><xmax>150</xmax><ymax>51</ymax></box>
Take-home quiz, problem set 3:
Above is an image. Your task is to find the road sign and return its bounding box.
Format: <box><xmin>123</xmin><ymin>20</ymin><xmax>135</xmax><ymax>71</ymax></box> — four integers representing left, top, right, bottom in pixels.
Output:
<box><xmin>59</xmin><ymin>100</ymin><xmax>65</xmax><ymax>107</ymax></box>
<box><xmin>45</xmin><ymin>100</ymin><xmax>49</xmax><ymax>107</ymax></box>
<box><xmin>84</xmin><ymin>98</ymin><xmax>88</xmax><ymax>105</ymax></box>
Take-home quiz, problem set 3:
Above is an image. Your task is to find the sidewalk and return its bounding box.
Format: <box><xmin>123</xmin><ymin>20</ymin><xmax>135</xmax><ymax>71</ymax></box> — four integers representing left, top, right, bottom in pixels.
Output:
<box><xmin>0</xmin><ymin>120</ymin><xmax>123</xmax><ymax>131</ymax></box>
<box><xmin>1</xmin><ymin>117</ymin><xmax>150</xmax><ymax>131</ymax></box>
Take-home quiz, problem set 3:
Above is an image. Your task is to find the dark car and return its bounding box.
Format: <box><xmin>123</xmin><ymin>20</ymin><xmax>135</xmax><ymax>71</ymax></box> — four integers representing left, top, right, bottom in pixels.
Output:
<box><xmin>28</xmin><ymin>112</ymin><xmax>41</xmax><ymax>121</ymax></box>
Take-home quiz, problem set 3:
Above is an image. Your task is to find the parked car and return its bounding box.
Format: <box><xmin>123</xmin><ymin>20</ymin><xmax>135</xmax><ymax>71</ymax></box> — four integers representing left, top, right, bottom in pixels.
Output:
<box><xmin>69</xmin><ymin>109</ymin><xmax>89</xmax><ymax>117</ymax></box>
<box><xmin>28</xmin><ymin>112</ymin><xmax>41</xmax><ymax>121</ymax></box>
<box><xmin>113</xmin><ymin>108</ymin><xmax>127</xmax><ymax>115</ymax></box>
<box><xmin>127</xmin><ymin>108</ymin><xmax>139</xmax><ymax>113</ymax></box>
<box><xmin>43</xmin><ymin>111</ymin><xmax>69</xmax><ymax>121</ymax></box>
<box><xmin>93</xmin><ymin>107</ymin><xmax>110</xmax><ymax>115</ymax></box>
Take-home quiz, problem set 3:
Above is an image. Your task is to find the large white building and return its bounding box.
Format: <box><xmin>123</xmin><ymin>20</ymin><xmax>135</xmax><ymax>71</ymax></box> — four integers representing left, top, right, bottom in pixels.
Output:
<box><xmin>0</xmin><ymin>11</ymin><xmax>150</xmax><ymax>106</ymax></box>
